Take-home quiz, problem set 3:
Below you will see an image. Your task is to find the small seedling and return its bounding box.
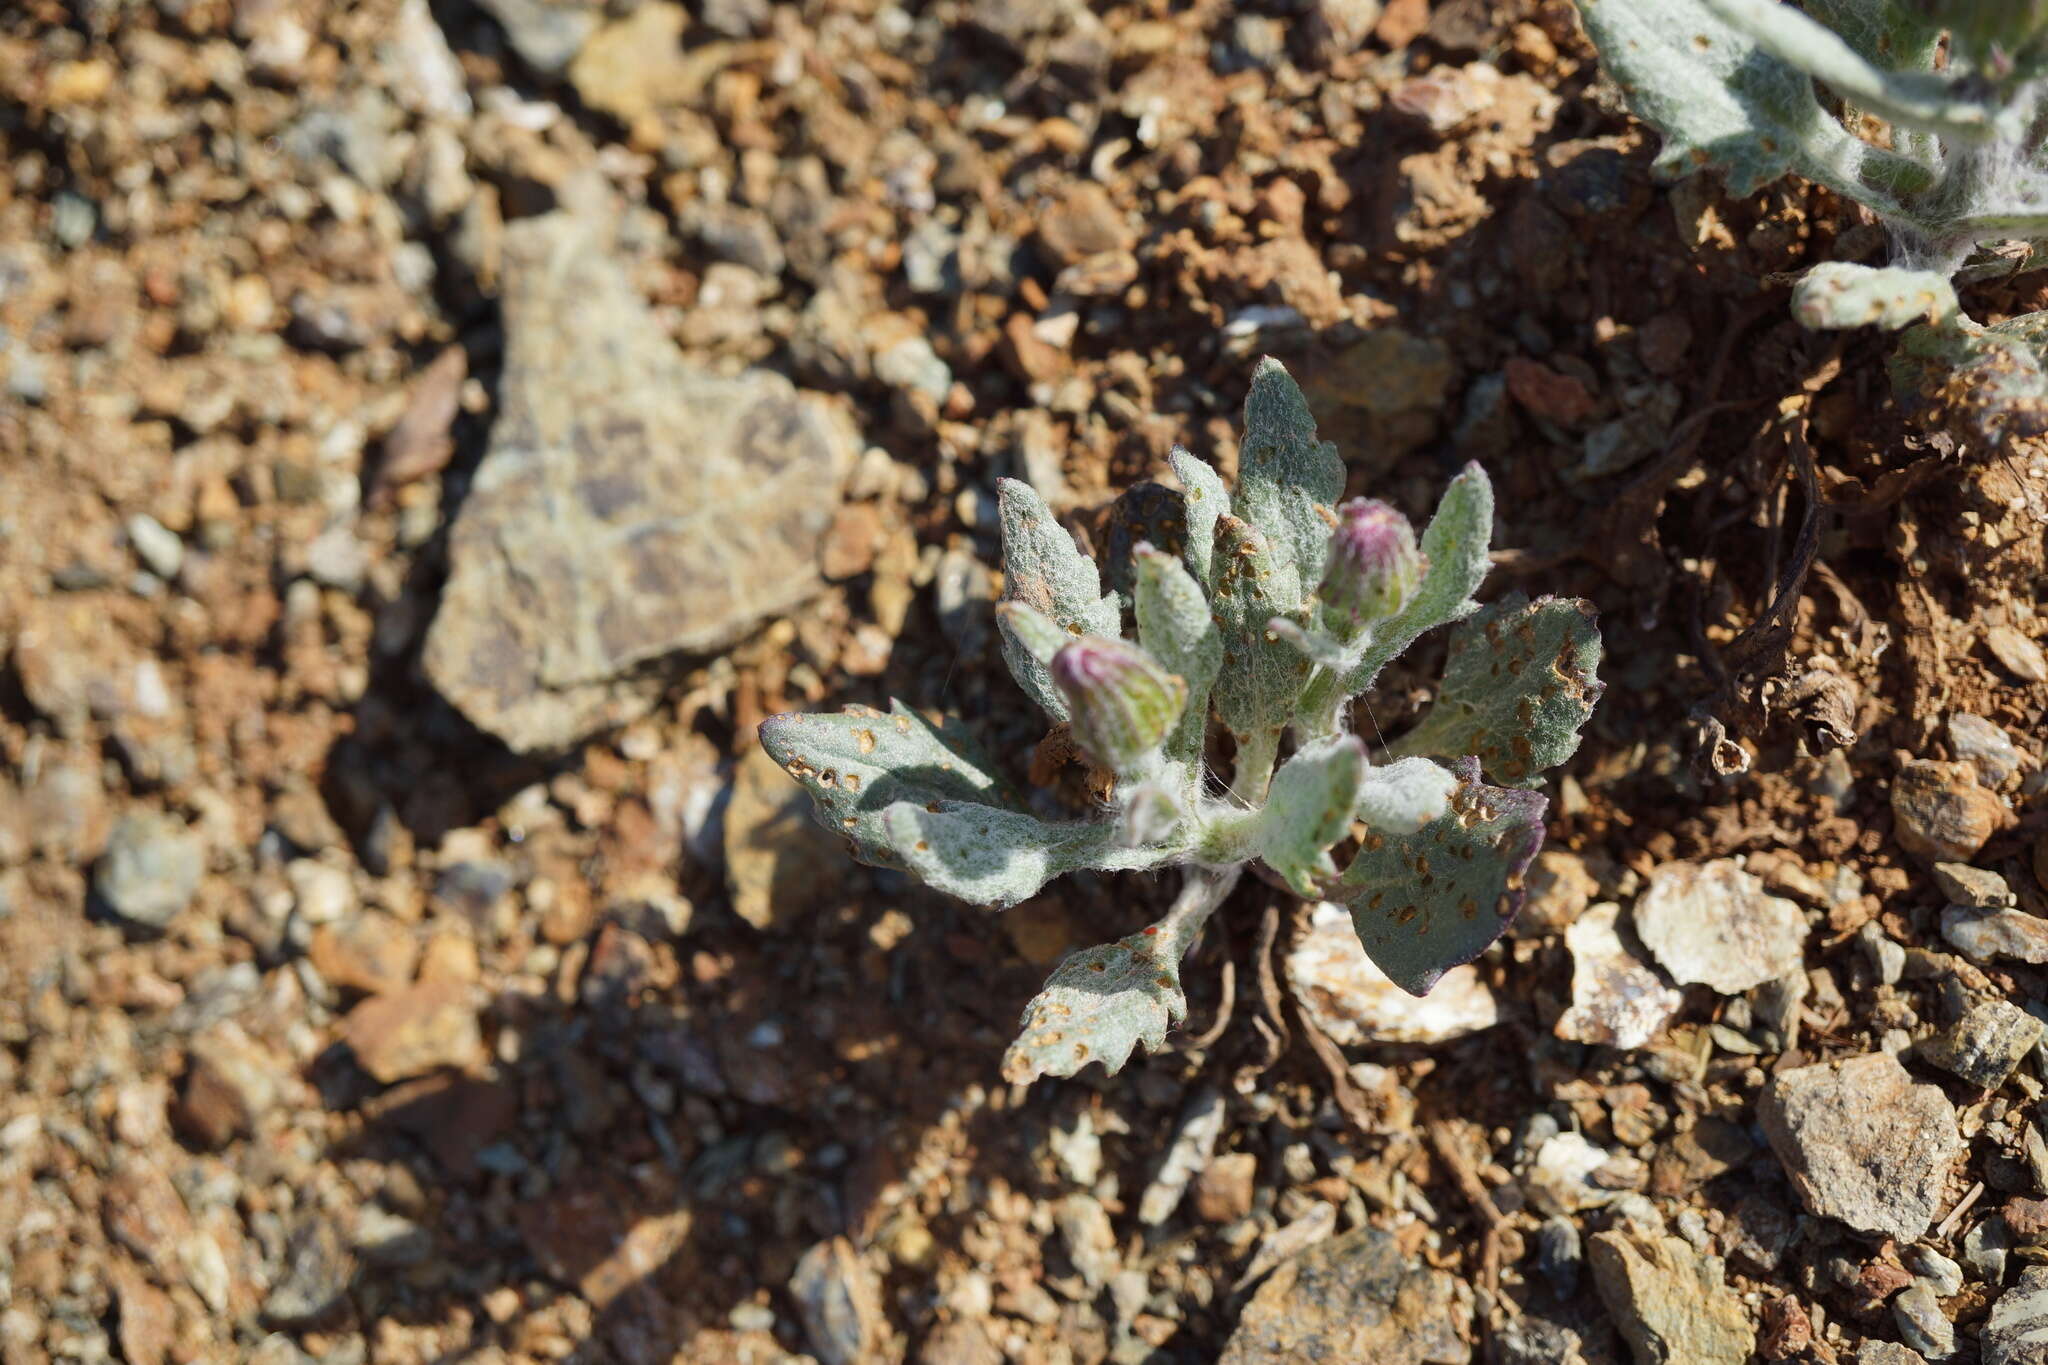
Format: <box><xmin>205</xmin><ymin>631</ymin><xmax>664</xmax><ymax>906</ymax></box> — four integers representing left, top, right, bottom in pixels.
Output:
<box><xmin>761</xmin><ymin>360</ymin><xmax>1603</xmax><ymax>1084</ymax></box>
<box><xmin>1577</xmin><ymin>0</ymin><xmax>2048</xmax><ymax>445</ymax></box>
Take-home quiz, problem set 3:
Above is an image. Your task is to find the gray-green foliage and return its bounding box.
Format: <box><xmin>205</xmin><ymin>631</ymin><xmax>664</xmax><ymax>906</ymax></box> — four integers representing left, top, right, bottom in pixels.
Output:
<box><xmin>1576</xmin><ymin>0</ymin><xmax>2048</xmax><ymax>446</ymax></box>
<box><xmin>760</xmin><ymin>359</ymin><xmax>1605</xmax><ymax>1085</ymax></box>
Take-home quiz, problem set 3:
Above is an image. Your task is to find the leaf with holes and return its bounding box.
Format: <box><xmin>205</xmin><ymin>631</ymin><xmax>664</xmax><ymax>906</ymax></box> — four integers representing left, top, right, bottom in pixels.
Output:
<box><xmin>1103</xmin><ymin>481</ymin><xmax>1190</xmax><ymax>600</ymax></box>
<box><xmin>1001</xmin><ymin>908</ymin><xmax>1205</xmax><ymax>1083</ymax></box>
<box><xmin>1392</xmin><ymin>594</ymin><xmax>1605</xmax><ymax>787</ymax></box>
<box><xmin>1891</xmin><ymin>311</ymin><xmax>2048</xmax><ymax>451</ymax></box>
<box><xmin>758</xmin><ymin>702</ymin><xmax>1026</xmax><ymax>868</ymax></box>
<box><xmin>1326</xmin><ymin>757</ymin><xmax>1547</xmax><ymax>996</ymax></box>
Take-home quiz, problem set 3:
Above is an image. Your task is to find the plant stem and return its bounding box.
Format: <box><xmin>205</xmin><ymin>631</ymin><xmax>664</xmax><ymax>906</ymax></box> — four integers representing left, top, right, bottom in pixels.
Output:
<box><xmin>1233</xmin><ymin>727</ymin><xmax>1281</xmax><ymax>805</ymax></box>
<box><xmin>1157</xmin><ymin>864</ymin><xmax>1246</xmax><ymax>958</ymax></box>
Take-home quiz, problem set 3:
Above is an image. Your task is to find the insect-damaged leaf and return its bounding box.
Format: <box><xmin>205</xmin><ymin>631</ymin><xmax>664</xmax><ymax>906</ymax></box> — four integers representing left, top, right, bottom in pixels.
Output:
<box><xmin>1102</xmin><ymin>481</ymin><xmax>1189</xmax><ymax>600</ymax></box>
<box><xmin>758</xmin><ymin>702</ymin><xmax>1025</xmax><ymax>869</ymax></box>
<box><xmin>1002</xmin><ymin>905</ymin><xmax>1206</xmax><ymax>1084</ymax></box>
<box><xmin>1168</xmin><ymin>446</ymin><xmax>1231</xmax><ymax>589</ymax></box>
<box><xmin>1326</xmin><ymin>757</ymin><xmax>1547</xmax><ymax>996</ymax></box>
<box><xmin>1392</xmin><ymin>594</ymin><xmax>1605</xmax><ymax>787</ymax></box>
<box><xmin>996</xmin><ymin>477</ymin><xmax>1121</xmax><ymax>722</ymax></box>
<box><xmin>1891</xmin><ymin>311</ymin><xmax>2048</xmax><ymax>451</ymax></box>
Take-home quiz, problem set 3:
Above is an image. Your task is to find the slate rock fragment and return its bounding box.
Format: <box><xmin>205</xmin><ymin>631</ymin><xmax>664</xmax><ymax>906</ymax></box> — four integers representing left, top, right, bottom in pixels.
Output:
<box><xmin>1984</xmin><ymin>1264</ymin><xmax>2048</xmax><ymax>1365</ymax></box>
<box><xmin>1922</xmin><ymin>998</ymin><xmax>2043</xmax><ymax>1090</ymax></box>
<box><xmin>425</xmin><ymin>208</ymin><xmax>852</xmax><ymax>750</ymax></box>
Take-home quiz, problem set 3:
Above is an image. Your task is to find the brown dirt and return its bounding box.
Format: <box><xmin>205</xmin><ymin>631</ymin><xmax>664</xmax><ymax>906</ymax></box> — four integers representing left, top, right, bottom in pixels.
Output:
<box><xmin>2</xmin><ymin>0</ymin><xmax>2046</xmax><ymax>1362</ymax></box>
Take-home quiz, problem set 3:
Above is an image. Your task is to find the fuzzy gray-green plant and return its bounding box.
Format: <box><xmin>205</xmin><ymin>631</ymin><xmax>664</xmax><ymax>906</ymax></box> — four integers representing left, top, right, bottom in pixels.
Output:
<box><xmin>1577</xmin><ymin>0</ymin><xmax>2048</xmax><ymax>445</ymax></box>
<box><xmin>760</xmin><ymin>360</ymin><xmax>1603</xmax><ymax>1085</ymax></box>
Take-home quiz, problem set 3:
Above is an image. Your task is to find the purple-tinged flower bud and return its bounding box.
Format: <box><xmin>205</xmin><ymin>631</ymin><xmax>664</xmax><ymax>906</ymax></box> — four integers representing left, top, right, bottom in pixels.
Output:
<box><xmin>1050</xmin><ymin>637</ymin><xmax>1187</xmax><ymax>776</ymax></box>
<box><xmin>1320</xmin><ymin>498</ymin><xmax>1424</xmax><ymax>633</ymax></box>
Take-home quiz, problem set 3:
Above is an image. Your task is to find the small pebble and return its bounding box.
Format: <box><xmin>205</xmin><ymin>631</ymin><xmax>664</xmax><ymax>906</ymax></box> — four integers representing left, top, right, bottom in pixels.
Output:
<box><xmin>1922</xmin><ymin>998</ymin><xmax>2043</xmax><ymax>1089</ymax></box>
<box><xmin>1986</xmin><ymin>625</ymin><xmax>2048</xmax><ymax>684</ymax></box>
<box><xmin>1950</xmin><ymin>713</ymin><xmax>2024</xmax><ymax>789</ymax></box>
<box><xmin>1892</xmin><ymin>1279</ymin><xmax>1957</xmax><ymax>1359</ymax></box>
<box><xmin>1935</xmin><ymin>862</ymin><xmax>2015</xmax><ymax>908</ymax></box>
<box><xmin>94</xmin><ymin>812</ymin><xmax>205</xmax><ymax>931</ymax></box>
<box><xmin>125</xmin><ymin>514</ymin><xmax>184</xmax><ymax>579</ymax></box>
<box><xmin>1906</xmin><ymin>1245</ymin><xmax>1965</xmax><ymax>1298</ymax></box>
<box><xmin>1857</xmin><ymin>921</ymin><xmax>1907</xmax><ymax>986</ymax></box>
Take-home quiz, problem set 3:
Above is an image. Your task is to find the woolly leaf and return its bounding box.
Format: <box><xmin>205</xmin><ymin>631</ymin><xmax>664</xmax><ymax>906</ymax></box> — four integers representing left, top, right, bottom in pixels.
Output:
<box><xmin>1792</xmin><ymin>261</ymin><xmax>1958</xmax><ymax>331</ymax></box>
<box><xmin>1133</xmin><ymin>546</ymin><xmax>1222</xmax><ymax>764</ymax></box>
<box><xmin>758</xmin><ymin>702</ymin><xmax>1025</xmax><ymax>869</ymax></box>
<box><xmin>996</xmin><ymin>478</ymin><xmax>1121</xmax><ymax>721</ymax></box>
<box><xmin>995</xmin><ymin>600</ymin><xmax>1066</xmax><ymax>669</ymax></box>
<box><xmin>1573</xmin><ymin>0</ymin><xmax>1927</xmax><ymax>207</ymax></box>
<box><xmin>1800</xmin><ymin>0</ymin><xmax>1940</xmax><ymax>71</ymax></box>
<box><xmin>1232</xmin><ymin>357</ymin><xmax>1345</xmax><ymax>591</ymax></box>
<box><xmin>1208</xmin><ymin>514</ymin><xmax>1310</xmax><ymax>742</ymax></box>
<box><xmin>1169</xmin><ymin>446</ymin><xmax>1230</xmax><ymax>589</ymax></box>
<box><xmin>1328</xmin><ymin>757</ymin><xmax>1547</xmax><ymax>996</ymax></box>
<box><xmin>1355</xmin><ymin>756</ymin><xmax>1460</xmax><ymax>835</ymax></box>
<box><xmin>1002</xmin><ymin>904</ymin><xmax>1205</xmax><ymax>1083</ymax></box>
<box><xmin>1256</xmin><ymin>736</ymin><xmax>1368</xmax><ymax>897</ymax></box>
<box><xmin>880</xmin><ymin>801</ymin><xmax>1167</xmax><ymax>908</ymax></box>
<box><xmin>1701</xmin><ymin>0</ymin><xmax>2000</xmax><ymax>144</ymax></box>
<box><xmin>1391</xmin><ymin>594</ymin><xmax>1606</xmax><ymax>787</ymax></box>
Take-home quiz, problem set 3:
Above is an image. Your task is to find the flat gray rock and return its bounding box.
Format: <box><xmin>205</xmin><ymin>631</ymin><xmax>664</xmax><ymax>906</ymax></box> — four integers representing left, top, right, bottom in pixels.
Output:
<box><xmin>1758</xmin><ymin>1052</ymin><xmax>1964</xmax><ymax>1241</ymax></box>
<box><xmin>1942</xmin><ymin>905</ymin><xmax>2048</xmax><ymax>964</ymax></box>
<box><xmin>426</xmin><ymin>209</ymin><xmax>851</xmax><ymax>751</ymax></box>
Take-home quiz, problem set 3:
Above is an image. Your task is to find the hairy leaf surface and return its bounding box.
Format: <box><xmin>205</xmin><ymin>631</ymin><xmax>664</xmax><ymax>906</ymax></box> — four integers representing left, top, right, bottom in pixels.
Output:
<box><xmin>758</xmin><ymin>702</ymin><xmax>1025</xmax><ymax>869</ymax></box>
<box><xmin>1257</xmin><ymin>736</ymin><xmax>1368</xmax><ymax>897</ymax></box>
<box><xmin>881</xmin><ymin>801</ymin><xmax>1167</xmax><ymax>907</ymax></box>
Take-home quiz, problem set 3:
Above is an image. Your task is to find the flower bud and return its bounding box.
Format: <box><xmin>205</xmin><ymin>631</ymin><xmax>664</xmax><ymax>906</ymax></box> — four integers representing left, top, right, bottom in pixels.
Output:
<box><xmin>1050</xmin><ymin>637</ymin><xmax>1186</xmax><ymax>776</ymax></box>
<box><xmin>1319</xmin><ymin>498</ymin><xmax>1424</xmax><ymax>633</ymax></box>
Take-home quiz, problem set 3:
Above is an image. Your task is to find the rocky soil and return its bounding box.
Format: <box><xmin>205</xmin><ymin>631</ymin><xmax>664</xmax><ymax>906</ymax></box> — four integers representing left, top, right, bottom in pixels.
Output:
<box><xmin>4</xmin><ymin>0</ymin><xmax>2048</xmax><ymax>1362</ymax></box>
